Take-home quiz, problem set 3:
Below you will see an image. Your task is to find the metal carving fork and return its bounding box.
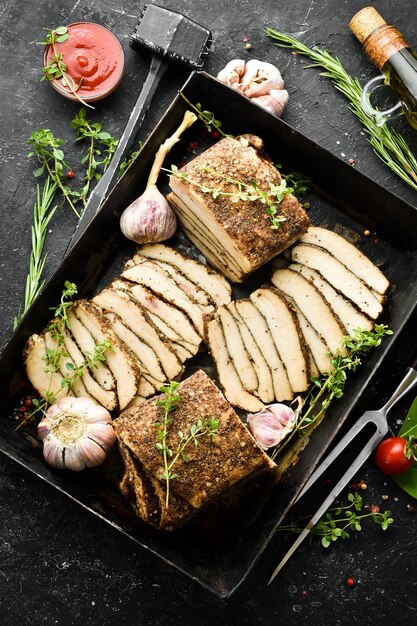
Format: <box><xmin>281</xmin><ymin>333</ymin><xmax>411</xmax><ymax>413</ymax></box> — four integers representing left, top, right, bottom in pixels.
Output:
<box><xmin>268</xmin><ymin>358</ymin><xmax>417</xmax><ymax>584</ymax></box>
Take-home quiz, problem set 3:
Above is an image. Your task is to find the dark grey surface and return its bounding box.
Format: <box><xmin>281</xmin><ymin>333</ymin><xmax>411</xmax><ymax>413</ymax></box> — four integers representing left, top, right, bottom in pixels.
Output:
<box><xmin>1</xmin><ymin>0</ymin><xmax>417</xmax><ymax>623</ymax></box>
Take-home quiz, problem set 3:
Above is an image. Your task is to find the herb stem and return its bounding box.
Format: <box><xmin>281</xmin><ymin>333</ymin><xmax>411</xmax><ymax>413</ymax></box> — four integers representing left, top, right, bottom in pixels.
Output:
<box><xmin>43</xmin><ymin>157</ymin><xmax>80</xmax><ymax>217</ymax></box>
<box><xmin>271</xmin><ymin>325</ymin><xmax>393</xmax><ymax>460</ymax></box>
<box><xmin>179</xmin><ymin>93</ymin><xmax>228</xmax><ymax>137</ymax></box>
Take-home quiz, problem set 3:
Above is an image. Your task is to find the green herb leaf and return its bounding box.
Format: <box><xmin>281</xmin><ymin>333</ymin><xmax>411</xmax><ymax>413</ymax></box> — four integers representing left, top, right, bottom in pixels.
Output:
<box><xmin>392</xmin><ymin>396</ymin><xmax>417</xmax><ymax>499</ymax></box>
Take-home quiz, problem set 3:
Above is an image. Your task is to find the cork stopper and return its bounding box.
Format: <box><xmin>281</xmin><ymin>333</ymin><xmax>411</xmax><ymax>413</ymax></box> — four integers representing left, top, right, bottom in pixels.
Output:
<box><xmin>350</xmin><ymin>7</ymin><xmax>408</xmax><ymax>69</ymax></box>
<box><xmin>350</xmin><ymin>7</ymin><xmax>386</xmax><ymax>45</ymax></box>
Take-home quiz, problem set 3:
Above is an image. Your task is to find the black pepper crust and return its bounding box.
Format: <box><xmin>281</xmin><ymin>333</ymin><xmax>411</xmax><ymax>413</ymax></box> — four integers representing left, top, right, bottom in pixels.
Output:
<box><xmin>113</xmin><ymin>370</ymin><xmax>275</xmax><ymax>513</ymax></box>
<box><xmin>169</xmin><ymin>136</ymin><xmax>310</xmax><ymax>272</ymax></box>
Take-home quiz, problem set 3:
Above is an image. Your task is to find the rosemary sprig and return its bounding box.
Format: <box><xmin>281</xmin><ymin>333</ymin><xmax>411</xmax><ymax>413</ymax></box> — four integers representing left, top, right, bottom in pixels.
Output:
<box><xmin>71</xmin><ymin>108</ymin><xmax>118</xmax><ymax>205</ymax></box>
<box><xmin>167</xmin><ymin>164</ymin><xmax>289</xmax><ymax>229</ymax></box>
<box><xmin>155</xmin><ymin>381</ymin><xmax>220</xmax><ymax>507</ymax></box>
<box><xmin>278</xmin><ymin>492</ymin><xmax>394</xmax><ymax>548</ymax></box>
<box><xmin>265</xmin><ymin>29</ymin><xmax>417</xmax><ymax>190</ymax></box>
<box><xmin>27</xmin><ymin>128</ymin><xmax>80</xmax><ymax>217</ymax></box>
<box><xmin>13</xmin><ymin>178</ymin><xmax>58</xmax><ymax>329</ymax></box>
<box><xmin>38</xmin><ymin>26</ymin><xmax>94</xmax><ymax>109</ymax></box>
<box><xmin>179</xmin><ymin>93</ymin><xmax>229</xmax><ymax>137</ymax></box>
<box><xmin>271</xmin><ymin>324</ymin><xmax>393</xmax><ymax>460</ymax></box>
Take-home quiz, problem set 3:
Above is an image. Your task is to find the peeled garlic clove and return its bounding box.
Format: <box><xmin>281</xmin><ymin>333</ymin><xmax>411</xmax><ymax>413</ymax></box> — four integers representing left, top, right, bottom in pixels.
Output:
<box><xmin>38</xmin><ymin>397</ymin><xmax>115</xmax><ymax>472</ymax></box>
<box><xmin>251</xmin><ymin>89</ymin><xmax>289</xmax><ymax>118</ymax></box>
<box><xmin>241</xmin><ymin>59</ymin><xmax>285</xmax><ymax>98</ymax></box>
<box><xmin>217</xmin><ymin>59</ymin><xmax>246</xmax><ymax>91</ymax></box>
<box><xmin>120</xmin><ymin>184</ymin><xmax>177</xmax><ymax>244</ymax></box>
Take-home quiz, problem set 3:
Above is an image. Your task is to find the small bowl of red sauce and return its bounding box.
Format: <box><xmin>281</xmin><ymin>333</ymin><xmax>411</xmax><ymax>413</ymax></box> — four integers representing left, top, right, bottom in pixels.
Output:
<box><xmin>43</xmin><ymin>22</ymin><xmax>125</xmax><ymax>103</ymax></box>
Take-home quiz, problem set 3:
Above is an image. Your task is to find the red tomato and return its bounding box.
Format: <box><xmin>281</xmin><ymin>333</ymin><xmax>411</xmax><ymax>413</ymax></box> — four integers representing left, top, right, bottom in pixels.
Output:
<box><xmin>375</xmin><ymin>437</ymin><xmax>414</xmax><ymax>475</ymax></box>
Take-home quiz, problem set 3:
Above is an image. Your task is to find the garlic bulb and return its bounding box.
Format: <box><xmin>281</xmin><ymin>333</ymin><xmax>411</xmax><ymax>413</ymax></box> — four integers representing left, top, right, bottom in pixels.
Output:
<box><xmin>252</xmin><ymin>89</ymin><xmax>289</xmax><ymax>118</ymax></box>
<box><xmin>240</xmin><ymin>59</ymin><xmax>284</xmax><ymax>98</ymax></box>
<box><xmin>216</xmin><ymin>59</ymin><xmax>289</xmax><ymax>118</ymax></box>
<box><xmin>247</xmin><ymin>401</ymin><xmax>299</xmax><ymax>450</ymax></box>
<box><xmin>38</xmin><ymin>397</ymin><xmax>116</xmax><ymax>471</ymax></box>
<box><xmin>120</xmin><ymin>185</ymin><xmax>177</xmax><ymax>244</ymax></box>
<box><xmin>119</xmin><ymin>110</ymin><xmax>197</xmax><ymax>244</ymax></box>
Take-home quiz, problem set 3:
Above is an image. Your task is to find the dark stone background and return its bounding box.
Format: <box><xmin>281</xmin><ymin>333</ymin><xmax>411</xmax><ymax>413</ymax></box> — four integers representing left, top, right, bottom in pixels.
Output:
<box><xmin>1</xmin><ymin>0</ymin><xmax>417</xmax><ymax>623</ymax></box>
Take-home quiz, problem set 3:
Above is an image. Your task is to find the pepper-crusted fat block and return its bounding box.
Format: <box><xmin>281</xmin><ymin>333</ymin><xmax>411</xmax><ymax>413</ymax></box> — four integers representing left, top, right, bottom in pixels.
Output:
<box><xmin>113</xmin><ymin>370</ymin><xmax>276</xmax><ymax>529</ymax></box>
<box><xmin>167</xmin><ymin>135</ymin><xmax>310</xmax><ymax>282</ymax></box>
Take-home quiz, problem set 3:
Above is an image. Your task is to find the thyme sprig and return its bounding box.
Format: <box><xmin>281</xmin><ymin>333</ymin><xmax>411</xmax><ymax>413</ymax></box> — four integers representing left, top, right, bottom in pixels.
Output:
<box><xmin>46</xmin><ymin>280</ymin><xmax>78</xmax><ymax>338</ymax></box>
<box><xmin>167</xmin><ymin>164</ymin><xmax>290</xmax><ymax>229</ymax></box>
<box><xmin>265</xmin><ymin>29</ymin><xmax>417</xmax><ymax>190</ymax></box>
<box><xmin>179</xmin><ymin>93</ymin><xmax>229</xmax><ymax>137</ymax></box>
<box><xmin>155</xmin><ymin>381</ymin><xmax>220</xmax><ymax>507</ymax></box>
<box><xmin>21</xmin><ymin>338</ymin><xmax>112</xmax><ymax>429</ymax></box>
<box><xmin>18</xmin><ymin>281</ymin><xmax>112</xmax><ymax>429</ymax></box>
<box><xmin>27</xmin><ymin>128</ymin><xmax>80</xmax><ymax>217</ymax></box>
<box><xmin>271</xmin><ymin>325</ymin><xmax>393</xmax><ymax>460</ymax></box>
<box><xmin>38</xmin><ymin>26</ymin><xmax>94</xmax><ymax>109</ymax></box>
<box><xmin>71</xmin><ymin>108</ymin><xmax>118</xmax><ymax>205</ymax></box>
<box><xmin>118</xmin><ymin>142</ymin><xmax>143</xmax><ymax>178</ymax></box>
<box><xmin>13</xmin><ymin>178</ymin><xmax>58</xmax><ymax>329</ymax></box>
<box><xmin>279</xmin><ymin>492</ymin><xmax>394</xmax><ymax>548</ymax></box>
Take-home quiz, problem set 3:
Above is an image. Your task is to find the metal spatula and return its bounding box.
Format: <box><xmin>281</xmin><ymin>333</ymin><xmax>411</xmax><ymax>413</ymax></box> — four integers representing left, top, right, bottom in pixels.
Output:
<box><xmin>66</xmin><ymin>3</ymin><xmax>211</xmax><ymax>255</ymax></box>
<box><xmin>268</xmin><ymin>357</ymin><xmax>417</xmax><ymax>584</ymax></box>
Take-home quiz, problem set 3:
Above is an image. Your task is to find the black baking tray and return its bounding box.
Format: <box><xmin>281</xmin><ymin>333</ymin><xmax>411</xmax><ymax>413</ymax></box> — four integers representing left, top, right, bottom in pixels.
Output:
<box><xmin>1</xmin><ymin>72</ymin><xmax>417</xmax><ymax>598</ymax></box>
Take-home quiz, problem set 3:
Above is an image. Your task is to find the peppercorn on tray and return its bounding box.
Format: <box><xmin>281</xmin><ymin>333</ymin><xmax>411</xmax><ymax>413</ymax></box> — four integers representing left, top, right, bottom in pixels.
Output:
<box><xmin>1</xmin><ymin>72</ymin><xmax>417</xmax><ymax>597</ymax></box>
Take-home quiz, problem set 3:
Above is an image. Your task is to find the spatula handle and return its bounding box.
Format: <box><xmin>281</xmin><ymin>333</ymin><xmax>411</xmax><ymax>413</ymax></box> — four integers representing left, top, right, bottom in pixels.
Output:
<box><xmin>66</xmin><ymin>55</ymin><xmax>168</xmax><ymax>254</ymax></box>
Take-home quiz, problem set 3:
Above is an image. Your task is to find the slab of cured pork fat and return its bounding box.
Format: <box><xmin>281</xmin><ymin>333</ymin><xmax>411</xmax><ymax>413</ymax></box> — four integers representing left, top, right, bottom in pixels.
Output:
<box><xmin>113</xmin><ymin>370</ymin><xmax>275</xmax><ymax>530</ymax></box>
<box><xmin>167</xmin><ymin>135</ymin><xmax>309</xmax><ymax>282</ymax></box>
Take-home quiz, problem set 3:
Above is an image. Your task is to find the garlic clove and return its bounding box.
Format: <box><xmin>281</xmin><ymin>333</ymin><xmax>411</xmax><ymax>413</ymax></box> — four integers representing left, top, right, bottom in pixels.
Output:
<box><xmin>240</xmin><ymin>59</ymin><xmax>285</xmax><ymax>98</ymax></box>
<box><xmin>86</xmin><ymin>422</ymin><xmax>116</xmax><ymax>451</ymax></box>
<box><xmin>247</xmin><ymin>402</ymin><xmax>297</xmax><ymax>450</ymax></box>
<box><xmin>86</xmin><ymin>404</ymin><xmax>113</xmax><ymax>424</ymax></box>
<box><xmin>251</xmin><ymin>89</ymin><xmax>289</xmax><ymax>118</ymax></box>
<box><xmin>63</xmin><ymin>443</ymin><xmax>90</xmax><ymax>472</ymax></box>
<box><xmin>216</xmin><ymin>59</ymin><xmax>246</xmax><ymax>90</ymax></box>
<box><xmin>43</xmin><ymin>435</ymin><xmax>65</xmax><ymax>469</ymax></box>
<box><xmin>120</xmin><ymin>184</ymin><xmax>177</xmax><ymax>244</ymax></box>
<box><xmin>74</xmin><ymin>437</ymin><xmax>107</xmax><ymax>470</ymax></box>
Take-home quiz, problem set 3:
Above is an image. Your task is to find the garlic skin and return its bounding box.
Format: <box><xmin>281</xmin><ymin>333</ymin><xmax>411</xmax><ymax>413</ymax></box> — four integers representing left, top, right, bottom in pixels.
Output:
<box><xmin>252</xmin><ymin>89</ymin><xmax>289</xmax><ymax>118</ymax></box>
<box><xmin>247</xmin><ymin>401</ymin><xmax>298</xmax><ymax>450</ymax></box>
<box><xmin>216</xmin><ymin>59</ymin><xmax>246</xmax><ymax>89</ymax></box>
<box><xmin>240</xmin><ymin>59</ymin><xmax>284</xmax><ymax>98</ymax></box>
<box><xmin>120</xmin><ymin>184</ymin><xmax>177</xmax><ymax>244</ymax></box>
<box><xmin>38</xmin><ymin>397</ymin><xmax>116</xmax><ymax>472</ymax></box>
<box><xmin>119</xmin><ymin>111</ymin><xmax>197</xmax><ymax>245</ymax></box>
<box><xmin>217</xmin><ymin>59</ymin><xmax>289</xmax><ymax>118</ymax></box>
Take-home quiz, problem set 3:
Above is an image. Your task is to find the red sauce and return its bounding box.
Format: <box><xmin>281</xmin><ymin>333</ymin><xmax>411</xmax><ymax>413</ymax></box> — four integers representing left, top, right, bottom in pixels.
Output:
<box><xmin>45</xmin><ymin>22</ymin><xmax>124</xmax><ymax>102</ymax></box>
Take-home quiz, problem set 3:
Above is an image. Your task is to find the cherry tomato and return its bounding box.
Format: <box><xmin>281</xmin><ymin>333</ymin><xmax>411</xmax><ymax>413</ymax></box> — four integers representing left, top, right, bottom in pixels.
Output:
<box><xmin>375</xmin><ymin>437</ymin><xmax>414</xmax><ymax>475</ymax></box>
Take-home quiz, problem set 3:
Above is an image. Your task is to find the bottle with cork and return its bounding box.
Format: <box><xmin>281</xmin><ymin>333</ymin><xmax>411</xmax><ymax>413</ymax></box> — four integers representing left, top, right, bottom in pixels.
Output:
<box><xmin>350</xmin><ymin>6</ymin><xmax>417</xmax><ymax>128</ymax></box>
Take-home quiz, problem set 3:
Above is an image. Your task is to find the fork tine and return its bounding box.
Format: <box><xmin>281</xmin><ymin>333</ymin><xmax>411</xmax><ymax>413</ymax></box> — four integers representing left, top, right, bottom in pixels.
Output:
<box><xmin>269</xmin><ymin>424</ymin><xmax>388</xmax><ymax>584</ymax></box>
<box><xmin>295</xmin><ymin>411</ymin><xmax>388</xmax><ymax>503</ymax></box>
